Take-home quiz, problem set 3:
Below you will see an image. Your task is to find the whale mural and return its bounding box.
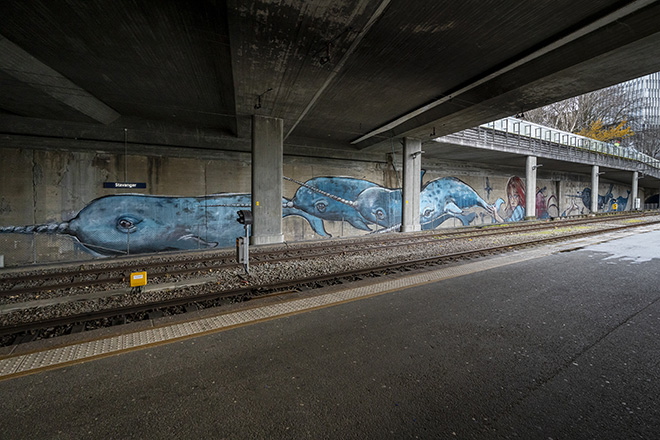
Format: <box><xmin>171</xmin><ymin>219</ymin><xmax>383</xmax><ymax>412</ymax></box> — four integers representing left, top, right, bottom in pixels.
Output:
<box><xmin>5</xmin><ymin>173</ymin><xmax>629</xmax><ymax>261</ymax></box>
<box><xmin>285</xmin><ymin>176</ymin><xmax>379</xmax><ymax>232</ymax></box>
<box><xmin>420</xmin><ymin>177</ymin><xmax>494</xmax><ymax>228</ymax></box>
<box><xmin>570</xmin><ymin>184</ymin><xmax>629</xmax><ymax>213</ymax></box>
<box><xmin>286</xmin><ymin>176</ymin><xmax>405</xmax><ymax>232</ymax></box>
<box><xmin>0</xmin><ymin>193</ymin><xmax>326</xmax><ymax>256</ymax></box>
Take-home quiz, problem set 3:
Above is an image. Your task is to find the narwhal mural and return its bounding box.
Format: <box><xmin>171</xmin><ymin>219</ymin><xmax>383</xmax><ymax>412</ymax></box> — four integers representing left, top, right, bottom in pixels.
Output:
<box><xmin>0</xmin><ymin>194</ymin><xmax>326</xmax><ymax>256</ymax></box>
<box><xmin>285</xmin><ymin>176</ymin><xmax>380</xmax><ymax>233</ymax></box>
<box><xmin>286</xmin><ymin>176</ymin><xmax>403</xmax><ymax>232</ymax></box>
<box><xmin>3</xmin><ymin>173</ymin><xmax>630</xmax><ymax>261</ymax></box>
<box><xmin>420</xmin><ymin>177</ymin><xmax>496</xmax><ymax>228</ymax></box>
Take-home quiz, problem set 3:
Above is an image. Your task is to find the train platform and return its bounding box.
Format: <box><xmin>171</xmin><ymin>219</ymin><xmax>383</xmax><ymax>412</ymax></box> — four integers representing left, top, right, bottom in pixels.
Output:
<box><xmin>1</xmin><ymin>225</ymin><xmax>659</xmax><ymax>439</ymax></box>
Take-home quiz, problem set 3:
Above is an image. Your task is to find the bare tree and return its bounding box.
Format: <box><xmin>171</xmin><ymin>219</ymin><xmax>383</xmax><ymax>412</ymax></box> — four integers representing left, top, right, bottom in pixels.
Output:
<box><xmin>524</xmin><ymin>84</ymin><xmax>640</xmax><ymax>137</ymax></box>
<box><xmin>630</xmin><ymin>126</ymin><xmax>660</xmax><ymax>158</ymax></box>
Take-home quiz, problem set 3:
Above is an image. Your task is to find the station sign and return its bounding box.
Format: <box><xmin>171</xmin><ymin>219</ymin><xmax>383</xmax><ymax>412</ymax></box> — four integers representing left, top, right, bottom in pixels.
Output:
<box><xmin>103</xmin><ymin>182</ymin><xmax>147</xmax><ymax>189</ymax></box>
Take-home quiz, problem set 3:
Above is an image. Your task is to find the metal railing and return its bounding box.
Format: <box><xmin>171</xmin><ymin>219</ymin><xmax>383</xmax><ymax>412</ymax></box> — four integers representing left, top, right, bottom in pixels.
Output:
<box><xmin>481</xmin><ymin>117</ymin><xmax>660</xmax><ymax>170</ymax></box>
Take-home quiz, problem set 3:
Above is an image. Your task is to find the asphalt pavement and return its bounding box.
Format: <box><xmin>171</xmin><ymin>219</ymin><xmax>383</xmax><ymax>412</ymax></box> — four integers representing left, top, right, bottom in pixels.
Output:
<box><xmin>1</xmin><ymin>229</ymin><xmax>659</xmax><ymax>439</ymax></box>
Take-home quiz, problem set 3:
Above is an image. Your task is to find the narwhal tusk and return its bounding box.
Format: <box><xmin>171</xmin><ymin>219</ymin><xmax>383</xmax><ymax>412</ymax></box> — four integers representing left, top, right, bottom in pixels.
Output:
<box><xmin>0</xmin><ymin>222</ymin><xmax>70</xmax><ymax>234</ymax></box>
<box><xmin>284</xmin><ymin>176</ymin><xmax>357</xmax><ymax>207</ymax></box>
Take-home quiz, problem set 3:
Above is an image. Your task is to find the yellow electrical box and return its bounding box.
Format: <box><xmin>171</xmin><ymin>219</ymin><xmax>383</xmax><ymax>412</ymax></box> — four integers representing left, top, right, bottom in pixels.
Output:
<box><xmin>130</xmin><ymin>271</ymin><xmax>147</xmax><ymax>287</ymax></box>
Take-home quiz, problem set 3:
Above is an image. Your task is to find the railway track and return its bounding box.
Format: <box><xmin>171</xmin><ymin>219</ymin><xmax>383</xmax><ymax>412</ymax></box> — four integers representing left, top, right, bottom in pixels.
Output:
<box><xmin>0</xmin><ymin>211</ymin><xmax>650</xmax><ymax>297</ymax></box>
<box><xmin>1</xmin><ymin>212</ymin><xmax>659</xmax><ymax>346</ymax></box>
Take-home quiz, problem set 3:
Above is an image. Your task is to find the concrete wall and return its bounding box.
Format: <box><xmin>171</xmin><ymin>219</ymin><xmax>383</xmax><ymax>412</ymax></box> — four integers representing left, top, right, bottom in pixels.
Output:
<box><xmin>0</xmin><ymin>145</ymin><xmax>642</xmax><ymax>267</ymax></box>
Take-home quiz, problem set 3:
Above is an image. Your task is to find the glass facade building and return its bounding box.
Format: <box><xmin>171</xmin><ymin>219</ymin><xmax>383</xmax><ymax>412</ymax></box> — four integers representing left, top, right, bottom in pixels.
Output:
<box><xmin>617</xmin><ymin>71</ymin><xmax>660</xmax><ymax>131</ymax></box>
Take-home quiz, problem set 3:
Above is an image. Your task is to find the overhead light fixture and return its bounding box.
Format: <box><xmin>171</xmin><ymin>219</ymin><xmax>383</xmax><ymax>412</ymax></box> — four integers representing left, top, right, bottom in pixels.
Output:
<box><xmin>319</xmin><ymin>43</ymin><xmax>332</xmax><ymax>65</ymax></box>
<box><xmin>254</xmin><ymin>87</ymin><xmax>273</xmax><ymax>110</ymax></box>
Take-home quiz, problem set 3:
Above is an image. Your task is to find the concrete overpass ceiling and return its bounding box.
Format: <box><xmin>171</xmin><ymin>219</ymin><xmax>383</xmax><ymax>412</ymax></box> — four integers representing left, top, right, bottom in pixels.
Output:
<box><xmin>291</xmin><ymin>0</ymin><xmax>617</xmax><ymax>141</ymax></box>
<box><xmin>0</xmin><ymin>0</ymin><xmax>659</xmax><ymax>151</ymax></box>
<box><xmin>0</xmin><ymin>0</ymin><xmax>236</xmax><ymax>132</ymax></box>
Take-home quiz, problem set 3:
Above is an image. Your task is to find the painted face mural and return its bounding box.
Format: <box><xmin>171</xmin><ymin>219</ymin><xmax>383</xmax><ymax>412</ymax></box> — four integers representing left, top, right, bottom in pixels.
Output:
<box><xmin>536</xmin><ymin>187</ymin><xmax>559</xmax><ymax>220</ymax></box>
<box><xmin>1</xmin><ymin>173</ymin><xmax>631</xmax><ymax>258</ymax></box>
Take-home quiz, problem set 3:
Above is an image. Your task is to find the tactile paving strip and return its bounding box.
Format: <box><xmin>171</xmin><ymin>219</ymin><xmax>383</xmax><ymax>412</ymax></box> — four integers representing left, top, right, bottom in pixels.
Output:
<box><xmin>0</xmin><ymin>231</ymin><xmax>646</xmax><ymax>380</ymax></box>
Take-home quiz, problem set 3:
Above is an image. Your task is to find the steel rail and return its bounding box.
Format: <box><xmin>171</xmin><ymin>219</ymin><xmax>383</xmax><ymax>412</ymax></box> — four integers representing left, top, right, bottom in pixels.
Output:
<box><xmin>2</xmin><ymin>218</ymin><xmax>658</xmax><ymax>341</ymax></box>
<box><xmin>0</xmin><ymin>212</ymin><xmax>654</xmax><ymax>297</ymax></box>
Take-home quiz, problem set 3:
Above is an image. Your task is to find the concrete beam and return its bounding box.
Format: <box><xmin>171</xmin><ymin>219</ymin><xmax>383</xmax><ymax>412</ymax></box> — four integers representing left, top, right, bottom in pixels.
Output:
<box><xmin>351</xmin><ymin>0</ymin><xmax>658</xmax><ymax>147</ymax></box>
<box><xmin>0</xmin><ymin>35</ymin><xmax>120</xmax><ymax>125</ymax></box>
<box><xmin>251</xmin><ymin>115</ymin><xmax>283</xmax><ymax>245</ymax></box>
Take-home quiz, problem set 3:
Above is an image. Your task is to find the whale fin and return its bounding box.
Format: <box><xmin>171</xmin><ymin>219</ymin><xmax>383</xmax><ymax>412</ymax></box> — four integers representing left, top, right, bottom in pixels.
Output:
<box><xmin>430</xmin><ymin>213</ymin><xmax>452</xmax><ymax>229</ymax></box>
<box><xmin>284</xmin><ymin>212</ymin><xmax>331</xmax><ymax>237</ymax></box>
<box><xmin>283</xmin><ymin>206</ymin><xmax>332</xmax><ymax>237</ymax></box>
<box><xmin>454</xmin><ymin>212</ymin><xmax>477</xmax><ymax>226</ymax></box>
<box><xmin>177</xmin><ymin>234</ymin><xmax>218</xmax><ymax>248</ymax></box>
<box><xmin>444</xmin><ymin>202</ymin><xmax>463</xmax><ymax>215</ymax></box>
<box><xmin>346</xmin><ymin>216</ymin><xmax>374</xmax><ymax>232</ymax></box>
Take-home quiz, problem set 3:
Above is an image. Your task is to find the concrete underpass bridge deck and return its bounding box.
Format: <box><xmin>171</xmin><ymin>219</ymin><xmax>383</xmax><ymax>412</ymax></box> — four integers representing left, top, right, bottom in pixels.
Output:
<box><xmin>1</xmin><ymin>1</ymin><xmax>660</xmax><ymax>153</ymax></box>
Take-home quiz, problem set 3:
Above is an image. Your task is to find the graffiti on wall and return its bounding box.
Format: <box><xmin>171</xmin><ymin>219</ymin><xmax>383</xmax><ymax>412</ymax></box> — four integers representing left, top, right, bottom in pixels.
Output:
<box><xmin>0</xmin><ymin>194</ymin><xmax>326</xmax><ymax>256</ymax></box>
<box><xmin>566</xmin><ymin>183</ymin><xmax>630</xmax><ymax>215</ymax></box>
<box><xmin>0</xmin><ymin>175</ymin><xmax>628</xmax><ymax>257</ymax></box>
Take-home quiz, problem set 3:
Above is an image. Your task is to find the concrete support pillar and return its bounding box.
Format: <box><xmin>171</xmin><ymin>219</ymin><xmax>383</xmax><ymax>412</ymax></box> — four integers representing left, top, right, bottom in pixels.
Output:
<box><xmin>631</xmin><ymin>172</ymin><xmax>639</xmax><ymax>211</ymax></box>
<box><xmin>556</xmin><ymin>180</ymin><xmax>563</xmax><ymax>217</ymax></box>
<box><xmin>525</xmin><ymin>156</ymin><xmax>537</xmax><ymax>220</ymax></box>
<box><xmin>402</xmin><ymin>138</ymin><xmax>422</xmax><ymax>232</ymax></box>
<box><xmin>251</xmin><ymin>115</ymin><xmax>283</xmax><ymax>245</ymax></box>
<box><xmin>591</xmin><ymin>165</ymin><xmax>599</xmax><ymax>214</ymax></box>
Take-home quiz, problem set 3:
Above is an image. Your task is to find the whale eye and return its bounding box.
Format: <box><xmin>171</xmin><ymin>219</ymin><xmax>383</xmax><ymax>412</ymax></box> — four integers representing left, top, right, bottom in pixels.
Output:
<box><xmin>315</xmin><ymin>201</ymin><xmax>327</xmax><ymax>213</ymax></box>
<box><xmin>375</xmin><ymin>208</ymin><xmax>385</xmax><ymax>220</ymax></box>
<box><xmin>423</xmin><ymin>207</ymin><xmax>434</xmax><ymax>218</ymax></box>
<box><xmin>116</xmin><ymin>216</ymin><xmax>141</xmax><ymax>233</ymax></box>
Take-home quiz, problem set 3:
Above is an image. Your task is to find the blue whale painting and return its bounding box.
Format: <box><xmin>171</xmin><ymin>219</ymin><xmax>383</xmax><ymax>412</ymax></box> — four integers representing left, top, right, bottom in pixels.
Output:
<box><xmin>286</xmin><ymin>176</ymin><xmax>495</xmax><ymax>232</ymax></box>
<box><xmin>5</xmin><ymin>173</ymin><xmax>603</xmax><ymax>260</ymax></box>
<box><xmin>287</xmin><ymin>176</ymin><xmax>404</xmax><ymax>232</ymax></box>
<box><xmin>572</xmin><ymin>184</ymin><xmax>629</xmax><ymax>212</ymax></box>
<box><xmin>0</xmin><ymin>193</ymin><xmax>327</xmax><ymax>256</ymax></box>
<box><xmin>353</xmin><ymin>186</ymin><xmax>403</xmax><ymax>231</ymax></box>
<box><xmin>286</xmin><ymin>176</ymin><xmax>379</xmax><ymax>232</ymax></box>
<box><xmin>420</xmin><ymin>177</ymin><xmax>493</xmax><ymax>228</ymax></box>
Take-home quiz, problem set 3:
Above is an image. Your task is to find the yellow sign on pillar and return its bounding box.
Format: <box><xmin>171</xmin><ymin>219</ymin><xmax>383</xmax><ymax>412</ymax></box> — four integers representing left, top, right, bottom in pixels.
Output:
<box><xmin>130</xmin><ymin>271</ymin><xmax>147</xmax><ymax>287</ymax></box>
